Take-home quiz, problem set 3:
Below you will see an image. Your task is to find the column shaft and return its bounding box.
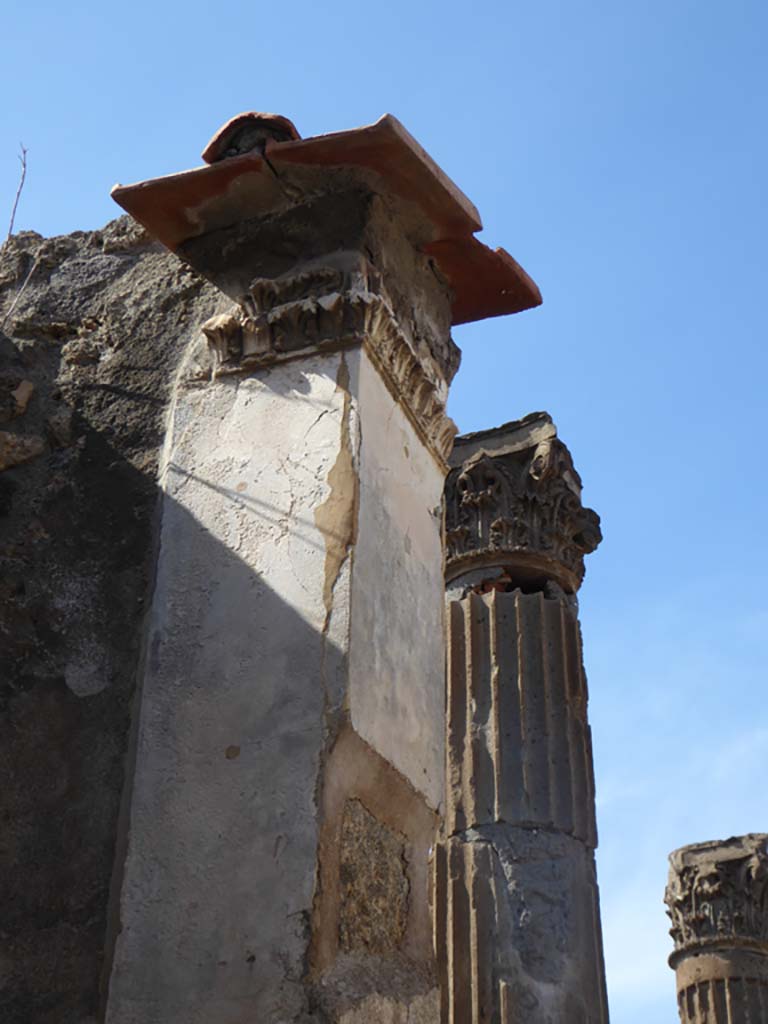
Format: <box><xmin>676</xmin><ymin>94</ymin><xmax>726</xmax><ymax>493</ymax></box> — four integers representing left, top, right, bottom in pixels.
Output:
<box><xmin>440</xmin><ymin>590</ymin><xmax>607</xmax><ymax>1023</ymax></box>
<box><xmin>446</xmin><ymin>590</ymin><xmax>596</xmax><ymax>844</ymax></box>
<box><xmin>439</xmin><ymin>413</ymin><xmax>609</xmax><ymax>1023</ymax></box>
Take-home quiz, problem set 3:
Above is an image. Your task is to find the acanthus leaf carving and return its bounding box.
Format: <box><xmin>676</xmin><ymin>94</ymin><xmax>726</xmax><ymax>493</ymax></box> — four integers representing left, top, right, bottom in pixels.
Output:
<box><xmin>665</xmin><ymin>835</ymin><xmax>768</xmax><ymax>957</ymax></box>
<box><xmin>201</xmin><ymin>312</ymin><xmax>243</xmax><ymax>372</ymax></box>
<box><xmin>445</xmin><ymin>419</ymin><xmax>601</xmax><ymax>591</ymax></box>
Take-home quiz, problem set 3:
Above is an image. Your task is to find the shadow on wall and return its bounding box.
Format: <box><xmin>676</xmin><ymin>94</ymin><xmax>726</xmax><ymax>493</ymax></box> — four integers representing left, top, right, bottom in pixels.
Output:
<box><xmin>0</xmin><ymin>340</ymin><xmax>350</xmax><ymax>1024</ymax></box>
<box><xmin>0</xmin><ymin>219</ymin><xmax>224</xmax><ymax>1024</ymax></box>
<box><xmin>106</xmin><ymin>488</ymin><xmax>352</xmax><ymax>1024</ymax></box>
<box><xmin>0</xmin><ymin>223</ymin><xmax>342</xmax><ymax>1023</ymax></box>
<box><xmin>0</xmin><ymin>225</ymin><xmax>436</xmax><ymax>1024</ymax></box>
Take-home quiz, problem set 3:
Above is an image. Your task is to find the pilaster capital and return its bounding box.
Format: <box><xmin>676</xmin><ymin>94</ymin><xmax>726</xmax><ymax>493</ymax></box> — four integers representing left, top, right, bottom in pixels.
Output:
<box><xmin>111</xmin><ymin>111</ymin><xmax>543</xmax><ymax>471</ymax></box>
<box><xmin>197</xmin><ymin>254</ymin><xmax>459</xmax><ymax>464</ymax></box>
<box><xmin>445</xmin><ymin>412</ymin><xmax>601</xmax><ymax>592</ymax></box>
<box><xmin>665</xmin><ymin>834</ymin><xmax>768</xmax><ymax>964</ymax></box>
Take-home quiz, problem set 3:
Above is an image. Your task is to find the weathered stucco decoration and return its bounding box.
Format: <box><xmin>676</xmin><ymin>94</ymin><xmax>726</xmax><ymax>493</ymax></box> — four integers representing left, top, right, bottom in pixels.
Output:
<box><xmin>445</xmin><ymin>412</ymin><xmax>602</xmax><ymax>592</ymax></box>
<box><xmin>665</xmin><ymin>834</ymin><xmax>768</xmax><ymax>1023</ymax></box>
<box><xmin>200</xmin><ymin>257</ymin><xmax>458</xmax><ymax>464</ymax></box>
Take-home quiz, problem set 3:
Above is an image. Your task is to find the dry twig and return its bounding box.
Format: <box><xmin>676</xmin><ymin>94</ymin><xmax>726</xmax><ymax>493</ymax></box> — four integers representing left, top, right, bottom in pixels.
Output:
<box><xmin>7</xmin><ymin>143</ymin><xmax>28</xmax><ymax>241</ymax></box>
<box><xmin>1</xmin><ymin>254</ymin><xmax>39</xmax><ymax>330</ymax></box>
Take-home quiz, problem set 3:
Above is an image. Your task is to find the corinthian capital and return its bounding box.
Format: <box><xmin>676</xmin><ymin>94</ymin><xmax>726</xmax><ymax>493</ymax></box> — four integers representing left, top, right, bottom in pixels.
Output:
<box><xmin>445</xmin><ymin>412</ymin><xmax>601</xmax><ymax>592</ymax></box>
<box><xmin>665</xmin><ymin>834</ymin><xmax>768</xmax><ymax>961</ymax></box>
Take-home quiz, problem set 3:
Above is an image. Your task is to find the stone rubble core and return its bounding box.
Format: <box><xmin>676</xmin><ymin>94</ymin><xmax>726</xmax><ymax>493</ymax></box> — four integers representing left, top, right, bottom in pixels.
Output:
<box><xmin>437</xmin><ymin>415</ymin><xmax>609</xmax><ymax>1023</ymax></box>
<box><xmin>665</xmin><ymin>834</ymin><xmax>768</xmax><ymax>1023</ymax></box>
<box><xmin>96</xmin><ymin>113</ymin><xmax>542</xmax><ymax>1024</ymax></box>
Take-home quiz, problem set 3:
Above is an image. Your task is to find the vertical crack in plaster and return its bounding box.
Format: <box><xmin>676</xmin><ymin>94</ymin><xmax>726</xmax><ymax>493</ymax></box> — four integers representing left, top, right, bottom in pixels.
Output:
<box><xmin>314</xmin><ymin>353</ymin><xmax>359</xmax><ymax>629</ymax></box>
<box><xmin>308</xmin><ymin>354</ymin><xmax>362</xmax><ymax>1007</ymax></box>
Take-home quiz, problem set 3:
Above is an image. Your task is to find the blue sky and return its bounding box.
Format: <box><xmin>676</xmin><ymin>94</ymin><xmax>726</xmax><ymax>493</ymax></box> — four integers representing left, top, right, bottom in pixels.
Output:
<box><xmin>3</xmin><ymin>2</ymin><xmax>767</xmax><ymax>1020</ymax></box>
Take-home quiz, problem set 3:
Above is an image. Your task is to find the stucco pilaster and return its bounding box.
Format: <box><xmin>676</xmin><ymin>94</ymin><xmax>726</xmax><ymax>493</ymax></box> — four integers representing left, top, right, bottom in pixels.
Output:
<box><xmin>105</xmin><ymin>112</ymin><xmax>541</xmax><ymax>1023</ymax></box>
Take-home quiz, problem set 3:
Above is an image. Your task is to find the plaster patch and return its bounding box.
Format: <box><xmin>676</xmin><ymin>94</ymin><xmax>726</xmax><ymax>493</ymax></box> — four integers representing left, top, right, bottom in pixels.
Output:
<box><xmin>106</xmin><ymin>351</ymin><xmax>353</xmax><ymax>1024</ymax></box>
<box><xmin>314</xmin><ymin>352</ymin><xmax>359</xmax><ymax>621</ymax></box>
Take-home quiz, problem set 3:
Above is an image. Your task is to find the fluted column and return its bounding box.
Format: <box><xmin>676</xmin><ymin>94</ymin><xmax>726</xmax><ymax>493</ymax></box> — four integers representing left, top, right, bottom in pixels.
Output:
<box><xmin>665</xmin><ymin>834</ymin><xmax>768</xmax><ymax>1023</ymax></box>
<box><xmin>445</xmin><ymin>590</ymin><xmax>596</xmax><ymax>844</ymax></box>
<box><xmin>436</xmin><ymin>412</ymin><xmax>609</xmax><ymax>1023</ymax></box>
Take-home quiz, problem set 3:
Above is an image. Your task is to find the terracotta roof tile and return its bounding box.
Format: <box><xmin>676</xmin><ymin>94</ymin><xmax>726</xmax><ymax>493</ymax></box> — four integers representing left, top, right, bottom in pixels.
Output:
<box><xmin>112</xmin><ymin>113</ymin><xmax>541</xmax><ymax>326</ymax></box>
<box><xmin>201</xmin><ymin>112</ymin><xmax>301</xmax><ymax>163</ymax></box>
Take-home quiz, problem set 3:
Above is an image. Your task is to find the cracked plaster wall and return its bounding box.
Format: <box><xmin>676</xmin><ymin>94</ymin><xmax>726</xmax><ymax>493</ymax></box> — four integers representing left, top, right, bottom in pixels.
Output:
<box><xmin>1</xmin><ymin>211</ymin><xmax>449</xmax><ymax>1024</ymax></box>
<box><xmin>107</xmin><ymin>343</ymin><xmax>447</xmax><ymax>1023</ymax></box>
<box><xmin>107</xmin><ymin>349</ymin><xmax>354</xmax><ymax>1024</ymax></box>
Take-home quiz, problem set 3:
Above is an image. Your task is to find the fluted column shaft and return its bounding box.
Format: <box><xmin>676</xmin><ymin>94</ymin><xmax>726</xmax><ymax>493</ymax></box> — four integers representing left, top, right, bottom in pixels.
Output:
<box><xmin>437</xmin><ymin>589</ymin><xmax>607</xmax><ymax>1023</ymax></box>
<box><xmin>446</xmin><ymin>590</ymin><xmax>596</xmax><ymax>843</ymax></box>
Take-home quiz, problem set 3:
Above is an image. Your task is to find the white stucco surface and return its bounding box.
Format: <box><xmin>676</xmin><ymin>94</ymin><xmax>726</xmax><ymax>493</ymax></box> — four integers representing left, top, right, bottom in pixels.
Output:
<box><xmin>107</xmin><ymin>342</ymin><xmax>447</xmax><ymax>1023</ymax></box>
<box><xmin>348</xmin><ymin>349</ymin><xmax>446</xmax><ymax>811</ymax></box>
<box><xmin>107</xmin><ymin>351</ymin><xmax>353</xmax><ymax>1024</ymax></box>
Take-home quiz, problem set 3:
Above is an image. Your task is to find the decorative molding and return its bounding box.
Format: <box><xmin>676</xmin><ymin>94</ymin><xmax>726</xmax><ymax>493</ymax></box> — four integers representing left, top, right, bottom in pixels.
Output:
<box><xmin>199</xmin><ymin>262</ymin><xmax>457</xmax><ymax>464</ymax></box>
<box><xmin>445</xmin><ymin>416</ymin><xmax>601</xmax><ymax>591</ymax></box>
<box><xmin>665</xmin><ymin>835</ymin><xmax>768</xmax><ymax>959</ymax></box>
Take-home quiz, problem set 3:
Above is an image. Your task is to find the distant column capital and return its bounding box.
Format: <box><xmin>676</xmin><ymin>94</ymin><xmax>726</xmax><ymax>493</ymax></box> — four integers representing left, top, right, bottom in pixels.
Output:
<box><xmin>665</xmin><ymin>835</ymin><xmax>768</xmax><ymax>1023</ymax></box>
<box><xmin>666</xmin><ymin>834</ymin><xmax>768</xmax><ymax>962</ymax></box>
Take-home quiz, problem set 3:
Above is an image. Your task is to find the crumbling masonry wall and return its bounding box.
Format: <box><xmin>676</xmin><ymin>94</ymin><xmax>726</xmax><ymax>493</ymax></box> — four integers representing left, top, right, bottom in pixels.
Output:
<box><xmin>0</xmin><ymin>220</ymin><xmax>221</xmax><ymax>1024</ymax></box>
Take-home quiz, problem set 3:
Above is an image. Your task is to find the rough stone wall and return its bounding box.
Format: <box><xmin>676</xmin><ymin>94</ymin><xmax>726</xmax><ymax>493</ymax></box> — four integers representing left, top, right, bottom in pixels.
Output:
<box><xmin>0</xmin><ymin>220</ymin><xmax>220</xmax><ymax>1024</ymax></box>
